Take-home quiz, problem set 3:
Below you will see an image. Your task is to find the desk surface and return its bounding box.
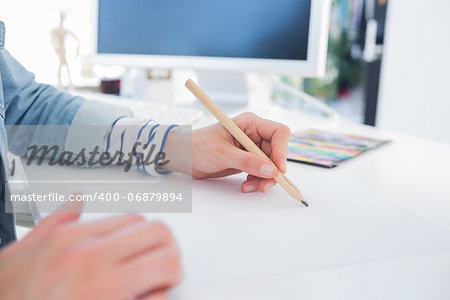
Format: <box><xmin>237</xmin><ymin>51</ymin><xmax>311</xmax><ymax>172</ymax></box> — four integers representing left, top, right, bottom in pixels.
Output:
<box><xmin>246</xmin><ymin>104</ymin><xmax>450</xmax><ymax>232</ymax></box>
<box><xmin>176</xmin><ymin>78</ymin><xmax>450</xmax><ymax>298</ymax></box>
<box><xmin>25</xmin><ymin>81</ymin><xmax>450</xmax><ymax>299</ymax></box>
<box><xmin>166</xmin><ymin>103</ymin><xmax>450</xmax><ymax>299</ymax></box>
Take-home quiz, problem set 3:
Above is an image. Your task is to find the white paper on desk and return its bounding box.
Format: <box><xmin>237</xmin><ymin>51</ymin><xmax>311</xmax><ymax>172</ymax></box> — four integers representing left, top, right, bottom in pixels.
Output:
<box><xmin>82</xmin><ymin>167</ymin><xmax>450</xmax><ymax>286</ymax></box>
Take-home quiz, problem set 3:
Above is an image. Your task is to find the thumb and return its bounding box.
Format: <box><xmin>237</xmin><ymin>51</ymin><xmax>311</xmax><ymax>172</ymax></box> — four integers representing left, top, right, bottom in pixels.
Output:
<box><xmin>32</xmin><ymin>195</ymin><xmax>84</xmax><ymax>235</ymax></box>
<box><xmin>17</xmin><ymin>196</ymin><xmax>83</xmax><ymax>248</ymax></box>
<box><xmin>230</xmin><ymin>149</ymin><xmax>277</xmax><ymax>178</ymax></box>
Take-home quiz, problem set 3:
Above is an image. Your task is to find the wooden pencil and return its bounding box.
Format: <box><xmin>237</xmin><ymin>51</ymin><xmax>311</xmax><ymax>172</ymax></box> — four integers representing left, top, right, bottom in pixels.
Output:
<box><xmin>185</xmin><ymin>79</ymin><xmax>308</xmax><ymax>207</ymax></box>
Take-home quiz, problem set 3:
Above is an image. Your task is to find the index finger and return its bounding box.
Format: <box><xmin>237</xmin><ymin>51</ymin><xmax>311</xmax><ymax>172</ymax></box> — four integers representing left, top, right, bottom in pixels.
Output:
<box><xmin>236</xmin><ymin>114</ymin><xmax>291</xmax><ymax>172</ymax></box>
<box><xmin>268</xmin><ymin>123</ymin><xmax>290</xmax><ymax>173</ymax></box>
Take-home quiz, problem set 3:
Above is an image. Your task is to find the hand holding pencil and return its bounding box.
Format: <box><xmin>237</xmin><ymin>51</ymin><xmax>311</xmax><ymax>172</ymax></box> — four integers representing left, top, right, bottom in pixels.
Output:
<box><xmin>184</xmin><ymin>79</ymin><xmax>308</xmax><ymax>206</ymax></box>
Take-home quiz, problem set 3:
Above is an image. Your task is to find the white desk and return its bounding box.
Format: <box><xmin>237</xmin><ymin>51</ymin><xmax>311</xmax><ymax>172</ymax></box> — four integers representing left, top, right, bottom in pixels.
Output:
<box><xmin>172</xmin><ymin>104</ymin><xmax>450</xmax><ymax>300</ymax></box>
<box><xmin>18</xmin><ymin>78</ymin><xmax>450</xmax><ymax>299</ymax></box>
<box><xmin>245</xmin><ymin>104</ymin><xmax>450</xmax><ymax>233</ymax></box>
<box><xmin>150</xmin><ymin>102</ymin><xmax>450</xmax><ymax>300</ymax></box>
<box><xmin>71</xmin><ymin>103</ymin><xmax>449</xmax><ymax>299</ymax></box>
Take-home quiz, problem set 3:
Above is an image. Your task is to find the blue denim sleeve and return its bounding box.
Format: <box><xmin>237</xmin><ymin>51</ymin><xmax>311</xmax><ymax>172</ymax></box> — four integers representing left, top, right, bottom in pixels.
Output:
<box><xmin>2</xmin><ymin>50</ymin><xmax>84</xmax><ymax>126</ymax></box>
<box><xmin>1</xmin><ymin>49</ymin><xmax>132</xmax><ymax>156</ymax></box>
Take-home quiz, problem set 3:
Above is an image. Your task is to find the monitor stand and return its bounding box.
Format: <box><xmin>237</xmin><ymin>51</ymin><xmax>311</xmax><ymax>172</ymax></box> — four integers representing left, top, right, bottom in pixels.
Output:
<box><xmin>120</xmin><ymin>68</ymin><xmax>249</xmax><ymax>113</ymax></box>
<box><xmin>196</xmin><ymin>70</ymin><xmax>248</xmax><ymax>112</ymax></box>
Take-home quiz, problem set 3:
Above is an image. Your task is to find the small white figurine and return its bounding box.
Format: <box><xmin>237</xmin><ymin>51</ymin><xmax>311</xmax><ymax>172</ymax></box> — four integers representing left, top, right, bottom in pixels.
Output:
<box><xmin>51</xmin><ymin>11</ymin><xmax>80</xmax><ymax>90</ymax></box>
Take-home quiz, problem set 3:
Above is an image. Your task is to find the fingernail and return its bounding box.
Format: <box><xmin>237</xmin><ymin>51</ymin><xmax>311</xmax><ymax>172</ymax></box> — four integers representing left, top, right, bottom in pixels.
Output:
<box><xmin>263</xmin><ymin>182</ymin><xmax>275</xmax><ymax>193</ymax></box>
<box><xmin>243</xmin><ymin>183</ymin><xmax>257</xmax><ymax>193</ymax></box>
<box><xmin>260</xmin><ymin>164</ymin><xmax>275</xmax><ymax>177</ymax></box>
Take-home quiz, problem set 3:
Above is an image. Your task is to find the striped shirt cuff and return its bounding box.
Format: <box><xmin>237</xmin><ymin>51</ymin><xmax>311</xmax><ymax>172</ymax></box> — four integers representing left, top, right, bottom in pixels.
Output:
<box><xmin>105</xmin><ymin>117</ymin><xmax>179</xmax><ymax>176</ymax></box>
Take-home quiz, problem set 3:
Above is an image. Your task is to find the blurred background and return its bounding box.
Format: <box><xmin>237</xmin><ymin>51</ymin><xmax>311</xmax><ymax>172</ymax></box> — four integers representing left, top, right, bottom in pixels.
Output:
<box><xmin>1</xmin><ymin>0</ymin><xmax>449</xmax><ymax>143</ymax></box>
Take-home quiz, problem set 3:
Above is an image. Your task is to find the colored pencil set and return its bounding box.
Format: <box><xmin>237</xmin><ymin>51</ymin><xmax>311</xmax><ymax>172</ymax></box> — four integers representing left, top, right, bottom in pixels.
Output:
<box><xmin>288</xmin><ymin>129</ymin><xmax>389</xmax><ymax>168</ymax></box>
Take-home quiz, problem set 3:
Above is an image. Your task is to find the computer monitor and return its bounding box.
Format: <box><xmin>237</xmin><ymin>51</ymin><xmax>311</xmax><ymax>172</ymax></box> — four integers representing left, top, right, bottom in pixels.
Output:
<box><xmin>91</xmin><ymin>0</ymin><xmax>330</xmax><ymax>102</ymax></box>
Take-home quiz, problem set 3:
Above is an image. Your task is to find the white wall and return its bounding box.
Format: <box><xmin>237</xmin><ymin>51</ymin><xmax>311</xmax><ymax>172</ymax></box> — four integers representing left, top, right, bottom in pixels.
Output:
<box><xmin>0</xmin><ymin>0</ymin><xmax>92</xmax><ymax>85</ymax></box>
<box><xmin>377</xmin><ymin>0</ymin><xmax>450</xmax><ymax>144</ymax></box>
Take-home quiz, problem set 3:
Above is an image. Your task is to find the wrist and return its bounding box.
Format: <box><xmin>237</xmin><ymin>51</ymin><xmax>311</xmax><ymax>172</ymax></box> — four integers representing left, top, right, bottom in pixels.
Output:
<box><xmin>158</xmin><ymin>130</ymin><xmax>192</xmax><ymax>175</ymax></box>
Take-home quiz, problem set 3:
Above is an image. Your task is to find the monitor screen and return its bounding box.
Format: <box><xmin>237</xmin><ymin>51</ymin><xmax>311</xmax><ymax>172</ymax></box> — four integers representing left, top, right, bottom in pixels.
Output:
<box><xmin>97</xmin><ymin>0</ymin><xmax>311</xmax><ymax>61</ymax></box>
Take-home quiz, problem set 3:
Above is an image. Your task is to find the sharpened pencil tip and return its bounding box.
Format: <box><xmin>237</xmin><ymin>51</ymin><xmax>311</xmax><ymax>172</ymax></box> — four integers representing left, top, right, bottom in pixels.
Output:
<box><xmin>301</xmin><ymin>200</ymin><xmax>309</xmax><ymax>207</ymax></box>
